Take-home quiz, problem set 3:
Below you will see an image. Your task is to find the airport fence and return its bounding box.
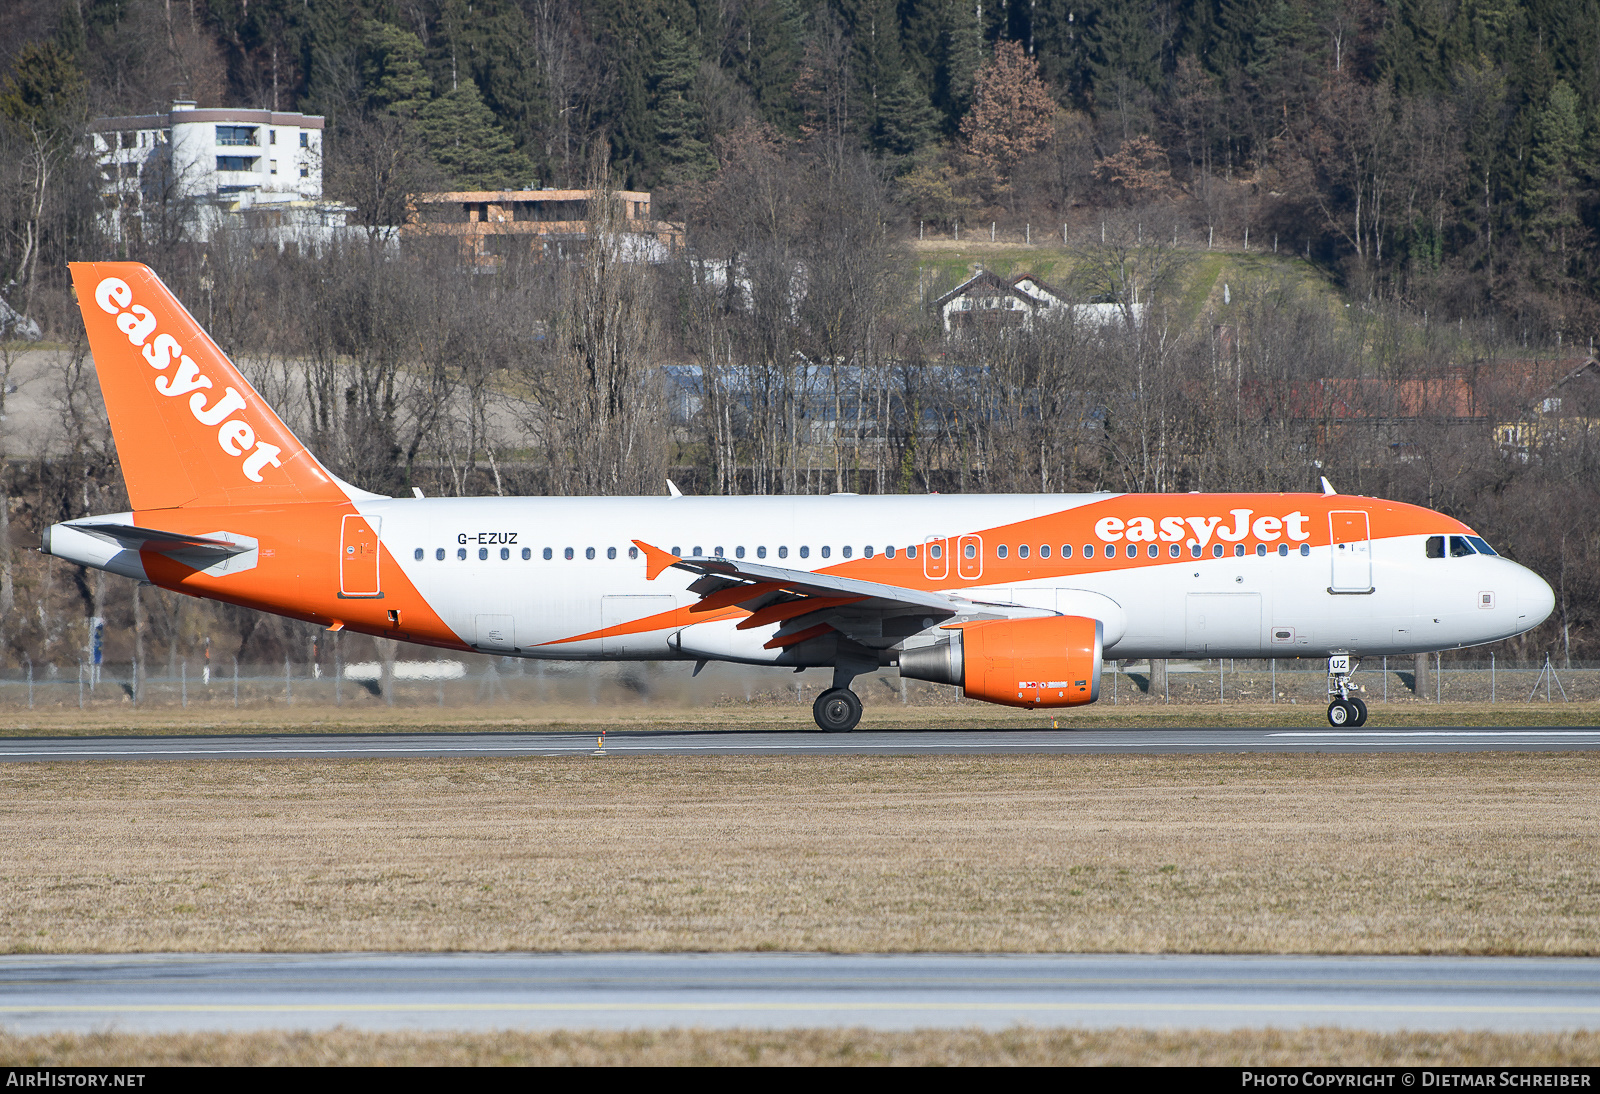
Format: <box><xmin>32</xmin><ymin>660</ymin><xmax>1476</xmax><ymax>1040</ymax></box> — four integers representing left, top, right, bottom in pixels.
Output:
<box><xmin>0</xmin><ymin>654</ymin><xmax>1594</xmax><ymax>712</ymax></box>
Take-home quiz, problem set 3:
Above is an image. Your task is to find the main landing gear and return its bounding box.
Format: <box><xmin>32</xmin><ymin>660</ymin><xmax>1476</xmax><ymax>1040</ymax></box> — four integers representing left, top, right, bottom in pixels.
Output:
<box><xmin>812</xmin><ymin>654</ymin><xmax>874</xmax><ymax>732</ymax></box>
<box><xmin>1325</xmin><ymin>654</ymin><xmax>1368</xmax><ymax>727</ymax></box>
<box><xmin>813</xmin><ymin>688</ymin><xmax>863</xmax><ymax>732</ymax></box>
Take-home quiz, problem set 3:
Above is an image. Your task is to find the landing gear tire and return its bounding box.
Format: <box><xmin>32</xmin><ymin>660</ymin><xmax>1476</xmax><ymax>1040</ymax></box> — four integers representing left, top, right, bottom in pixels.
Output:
<box><xmin>1327</xmin><ymin>699</ymin><xmax>1356</xmax><ymax>727</ymax></box>
<box><xmin>1347</xmin><ymin>697</ymin><xmax>1368</xmax><ymax>727</ymax></box>
<box><xmin>813</xmin><ymin>688</ymin><xmax>863</xmax><ymax>732</ymax></box>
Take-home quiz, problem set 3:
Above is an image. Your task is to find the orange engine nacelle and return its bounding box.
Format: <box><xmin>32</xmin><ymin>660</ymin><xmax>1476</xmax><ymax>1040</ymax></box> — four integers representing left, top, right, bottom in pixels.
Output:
<box><xmin>897</xmin><ymin>615</ymin><xmax>1103</xmax><ymax>708</ymax></box>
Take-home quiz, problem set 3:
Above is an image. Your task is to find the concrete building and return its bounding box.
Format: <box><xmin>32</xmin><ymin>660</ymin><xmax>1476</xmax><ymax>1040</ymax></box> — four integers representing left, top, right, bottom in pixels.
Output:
<box><xmin>403</xmin><ymin>189</ymin><xmax>683</xmax><ymax>264</ymax></box>
<box><xmin>91</xmin><ymin>102</ymin><xmax>353</xmax><ymax>250</ymax></box>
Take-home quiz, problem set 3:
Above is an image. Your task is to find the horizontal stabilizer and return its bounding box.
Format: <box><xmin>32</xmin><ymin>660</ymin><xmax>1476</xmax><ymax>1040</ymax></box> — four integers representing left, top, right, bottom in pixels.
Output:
<box><xmin>66</xmin><ymin>522</ymin><xmax>246</xmax><ymax>554</ymax></box>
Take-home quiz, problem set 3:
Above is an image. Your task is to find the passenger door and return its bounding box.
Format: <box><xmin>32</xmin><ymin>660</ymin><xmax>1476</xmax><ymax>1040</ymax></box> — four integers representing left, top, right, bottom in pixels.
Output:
<box><xmin>1329</xmin><ymin>511</ymin><xmax>1373</xmax><ymax>593</ymax></box>
<box><xmin>339</xmin><ymin>514</ymin><xmax>382</xmax><ymax>598</ymax></box>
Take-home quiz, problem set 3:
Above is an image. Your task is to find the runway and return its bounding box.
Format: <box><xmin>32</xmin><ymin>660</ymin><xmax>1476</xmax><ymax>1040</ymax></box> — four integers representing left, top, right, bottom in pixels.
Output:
<box><xmin>3</xmin><ymin>953</ymin><xmax>1597</xmax><ymax>1033</ymax></box>
<box><xmin>2</xmin><ymin>726</ymin><xmax>1600</xmax><ymax>761</ymax></box>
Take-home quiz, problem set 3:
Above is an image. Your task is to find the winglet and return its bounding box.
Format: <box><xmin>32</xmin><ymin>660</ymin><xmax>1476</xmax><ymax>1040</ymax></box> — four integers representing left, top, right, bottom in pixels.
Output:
<box><xmin>633</xmin><ymin>539</ymin><xmax>681</xmax><ymax>581</ymax></box>
<box><xmin>1320</xmin><ymin>476</ymin><xmax>1337</xmax><ymax>496</ymax></box>
<box><xmin>666</xmin><ymin>479</ymin><xmax>684</xmax><ymax>497</ymax></box>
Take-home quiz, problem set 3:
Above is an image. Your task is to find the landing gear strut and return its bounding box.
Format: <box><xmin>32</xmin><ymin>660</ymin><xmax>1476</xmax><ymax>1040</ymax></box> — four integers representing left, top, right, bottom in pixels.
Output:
<box><xmin>813</xmin><ymin>688</ymin><xmax>863</xmax><ymax>732</ymax></box>
<box><xmin>1326</xmin><ymin>654</ymin><xmax>1368</xmax><ymax>727</ymax></box>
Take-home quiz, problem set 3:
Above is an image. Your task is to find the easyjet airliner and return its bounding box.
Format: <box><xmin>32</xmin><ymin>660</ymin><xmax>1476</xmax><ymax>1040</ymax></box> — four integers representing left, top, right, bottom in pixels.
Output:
<box><xmin>43</xmin><ymin>263</ymin><xmax>1555</xmax><ymax>730</ymax></box>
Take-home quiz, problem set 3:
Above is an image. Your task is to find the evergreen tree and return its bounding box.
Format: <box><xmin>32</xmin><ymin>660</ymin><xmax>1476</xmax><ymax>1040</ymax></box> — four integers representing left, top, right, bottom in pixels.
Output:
<box><xmin>940</xmin><ymin>0</ymin><xmax>984</xmax><ymax>125</ymax></box>
<box><xmin>415</xmin><ymin>79</ymin><xmax>533</xmax><ymax>189</ymax></box>
<box><xmin>727</xmin><ymin>0</ymin><xmax>806</xmax><ymax>134</ymax></box>
<box><xmin>838</xmin><ymin>0</ymin><xmax>908</xmax><ymax>142</ymax></box>
<box><xmin>361</xmin><ymin>21</ymin><xmax>433</xmax><ymax>118</ymax></box>
<box><xmin>874</xmin><ymin>70</ymin><xmax>942</xmax><ymax>156</ymax></box>
<box><xmin>1525</xmin><ymin>79</ymin><xmax>1587</xmax><ymax>263</ymax></box>
<box><xmin>650</xmin><ymin>26</ymin><xmax>715</xmax><ymax>183</ymax></box>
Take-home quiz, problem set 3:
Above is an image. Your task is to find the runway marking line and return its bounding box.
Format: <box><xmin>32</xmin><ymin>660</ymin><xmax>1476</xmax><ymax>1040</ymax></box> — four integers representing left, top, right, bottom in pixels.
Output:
<box><xmin>6</xmin><ymin>976</ymin><xmax>1598</xmax><ymax>990</ymax></box>
<box><xmin>7</xmin><ymin>1003</ymin><xmax>1600</xmax><ymax>1016</ymax></box>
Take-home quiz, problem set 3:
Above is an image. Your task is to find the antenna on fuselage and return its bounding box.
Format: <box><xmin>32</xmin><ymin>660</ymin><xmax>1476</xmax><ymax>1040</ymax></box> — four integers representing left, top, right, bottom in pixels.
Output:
<box><xmin>1320</xmin><ymin>476</ymin><xmax>1337</xmax><ymax>496</ymax></box>
<box><xmin>666</xmin><ymin>479</ymin><xmax>684</xmax><ymax>497</ymax></box>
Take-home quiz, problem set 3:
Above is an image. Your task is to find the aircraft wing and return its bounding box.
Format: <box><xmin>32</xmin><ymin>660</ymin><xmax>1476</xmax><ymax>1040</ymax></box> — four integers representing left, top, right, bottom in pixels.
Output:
<box><xmin>633</xmin><ymin>539</ymin><xmax>1022</xmax><ymax>651</ymax></box>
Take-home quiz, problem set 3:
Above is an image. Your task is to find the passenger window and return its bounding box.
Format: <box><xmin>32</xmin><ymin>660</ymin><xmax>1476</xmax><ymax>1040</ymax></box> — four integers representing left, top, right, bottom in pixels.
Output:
<box><xmin>1234</xmin><ymin>544</ymin><xmax>1245</xmax><ymax>557</ymax></box>
<box><xmin>564</xmin><ymin>547</ymin><xmax>574</xmax><ymax>560</ymax></box>
<box><xmin>691</xmin><ymin>546</ymin><xmax>702</xmax><ymax>557</ymax></box>
<box><xmin>1169</xmin><ymin>544</ymin><xmax>1181</xmax><ymax>558</ymax></box>
<box><xmin>1255</xmin><ymin>544</ymin><xmax>1267</xmax><ymax>557</ymax></box>
<box><xmin>1190</xmin><ymin>544</ymin><xmax>1201</xmax><ymax>558</ymax></box>
<box><xmin>1148</xmin><ymin>544</ymin><xmax>1158</xmax><ymax>558</ymax></box>
<box><xmin>1450</xmin><ymin>535</ymin><xmax>1474</xmax><ymax>558</ymax></box>
<box><xmin>996</xmin><ymin>545</ymin><xmax>1007</xmax><ymax>559</ymax></box>
<box><xmin>1212</xmin><ymin>544</ymin><xmax>1224</xmax><ymax>558</ymax></box>
<box><xmin>1060</xmin><ymin>544</ymin><xmax>1071</xmax><ymax>558</ymax></box>
<box><xmin>1018</xmin><ymin>545</ymin><xmax>1029</xmax><ymax>559</ymax></box>
<box><xmin>629</xmin><ymin>546</ymin><xmax>639</xmax><ymax>560</ymax></box>
<box><xmin>736</xmin><ymin>547</ymin><xmax>745</xmax><ymax>558</ymax></box>
<box><xmin>543</xmin><ymin>547</ymin><xmax>553</xmax><ymax>560</ymax></box>
<box><xmin>885</xmin><ymin>545</ymin><xmax>895</xmax><ymax>559</ymax></box>
<box><xmin>1083</xmin><ymin>544</ymin><xmax>1093</xmax><ymax>558</ymax></box>
<box><xmin>820</xmin><ymin>546</ymin><xmax>830</xmax><ymax>558</ymax></box>
<box><xmin>1299</xmin><ymin>544</ymin><xmax>1310</xmax><ymax>556</ymax></box>
<box><xmin>457</xmin><ymin>548</ymin><xmax>467</xmax><ymax>560</ymax></box>
<box><xmin>1040</xmin><ymin>545</ymin><xmax>1050</xmax><ymax>558</ymax></box>
<box><xmin>930</xmin><ymin>544</ymin><xmax>941</xmax><ymax>559</ymax></box>
<box><xmin>907</xmin><ymin>545</ymin><xmax>917</xmax><ymax>559</ymax></box>
<box><xmin>799</xmin><ymin>546</ymin><xmax>809</xmax><ymax>559</ymax></box>
<box><xmin>714</xmin><ymin>546</ymin><xmax>724</xmax><ymax>557</ymax></box>
<box><xmin>522</xmin><ymin>548</ymin><xmax>531</xmax><ymax>560</ymax></box>
<box><xmin>842</xmin><ymin>546</ymin><xmax>852</xmax><ymax>559</ymax></box>
<box><xmin>670</xmin><ymin>546</ymin><xmax>681</xmax><ymax>556</ymax></box>
<box><xmin>479</xmin><ymin>548</ymin><xmax>488</xmax><ymax>560</ymax></box>
<box><xmin>607</xmin><ymin>547</ymin><xmax>617</xmax><ymax>560</ymax></box>
<box><xmin>1425</xmin><ymin>535</ymin><xmax>1444</xmax><ymax>558</ymax></box>
<box><xmin>757</xmin><ymin>546</ymin><xmax>767</xmax><ymax>559</ymax></box>
<box><xmin>500</xmin><ymin>547</ymin><xmax>510</xmax><ymax>560</ymax></box>
<box><xmin>586</xmin><ymin>547</ymin><xmax>596</xmax><ymax>560</ymax></box>
<box><xmin>436</xmin><ymin>548</ymin><xmax>445</xmax><ymax>561</ymax></box>
<box><xmin>864</xmin><ymin>546</ymin><xmax>874</xmax><ymax>558</ymax></box>
<box><xmin>965</xmin><ymin>543</ymin><xmax>977</xmax><ymax>559</ymax></box>
<box><xmin>413</xmin><ymin>548</ymin><xmax>423</xmax><ymax>560</ymax></box>
<box><xmin>1125</xmin><ymin>544</ymin><xmax>1136</xmax><ymax>558</ymax></box>
<box><xmin>1277</xmin><ymin>543</ymin><xmax>1288</xmax><ymax>556</ymax></box>
<box><xmin>779</xmin><ymin>546</ymin><xmax>788</xmax><ymax>559</ymax></box>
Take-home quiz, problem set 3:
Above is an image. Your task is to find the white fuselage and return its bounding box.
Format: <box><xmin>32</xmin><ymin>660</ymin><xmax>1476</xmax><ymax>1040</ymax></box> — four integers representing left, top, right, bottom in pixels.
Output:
<box><xmin>365</xmin><ymin>493</ymin><xmax>1553</xmax><ymax>663</ymax></box>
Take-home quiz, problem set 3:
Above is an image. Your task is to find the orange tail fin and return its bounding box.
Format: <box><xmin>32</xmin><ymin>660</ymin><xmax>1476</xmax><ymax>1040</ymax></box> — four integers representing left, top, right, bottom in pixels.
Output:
<box><xmin>69</xmin><ymin>262</ymin><xmax>349</xmax><ymax>510</ymax></box>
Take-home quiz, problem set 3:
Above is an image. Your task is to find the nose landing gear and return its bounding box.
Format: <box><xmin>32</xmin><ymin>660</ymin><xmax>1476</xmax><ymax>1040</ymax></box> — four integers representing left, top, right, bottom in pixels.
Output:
<box><xmin>1326</xmin><ymin>654</ymin><xmax>1368</xmax><ymax>727</ymax></box>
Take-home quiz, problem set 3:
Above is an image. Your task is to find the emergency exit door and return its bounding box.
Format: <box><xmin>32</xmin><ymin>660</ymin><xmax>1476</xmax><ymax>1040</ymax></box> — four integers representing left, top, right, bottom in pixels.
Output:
<box><xmin>340</xmin><ymin>514</ymin><xmax>383</xmax><ymax>598</ymax></box>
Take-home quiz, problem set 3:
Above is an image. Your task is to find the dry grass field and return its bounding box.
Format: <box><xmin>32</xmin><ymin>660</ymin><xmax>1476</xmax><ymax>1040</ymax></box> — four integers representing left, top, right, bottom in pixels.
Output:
<box><xmin>4</xmin><ymin>1027</ymin><xmax>1600</xmax><ymax>1066</ymax></box>
<box><xmin>3</xmin><ymin>753</ymin><xmax>1598</xmax><ymax>954</ymax></box>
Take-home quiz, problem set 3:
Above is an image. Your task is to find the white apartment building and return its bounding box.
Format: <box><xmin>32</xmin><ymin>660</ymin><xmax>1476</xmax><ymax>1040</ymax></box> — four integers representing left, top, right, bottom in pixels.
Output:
<box><xmin>91</xmin><ymin>102</ymin><xmax>353</xmax><ymax>250</ymax></box>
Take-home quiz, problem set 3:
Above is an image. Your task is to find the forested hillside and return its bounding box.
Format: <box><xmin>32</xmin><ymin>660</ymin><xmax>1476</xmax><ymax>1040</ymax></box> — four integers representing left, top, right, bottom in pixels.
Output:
<box><xmin>2</xmin><ymin>0</ymin><xmax>1598</xmax><ymax>333</ymax></box>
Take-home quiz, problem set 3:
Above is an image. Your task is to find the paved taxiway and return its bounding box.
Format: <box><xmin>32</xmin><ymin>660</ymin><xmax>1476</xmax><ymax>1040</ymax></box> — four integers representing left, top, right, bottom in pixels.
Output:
<box><xmin>2</xmin><ymin>726</ymin><xmax>1599</xmax><ymax>761</ymax></box>
<box><xmin>3</xmin><ymin>953</ymin><xmax>1598</xmax><ymax>1033</ymax></box>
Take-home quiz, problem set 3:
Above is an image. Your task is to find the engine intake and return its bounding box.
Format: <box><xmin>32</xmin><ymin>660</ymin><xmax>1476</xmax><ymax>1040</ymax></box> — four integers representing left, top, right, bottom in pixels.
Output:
<box><xmin>898</xmin><ymin>615</ymin><xmax>1103</xmax><ymax>708</ymax></box>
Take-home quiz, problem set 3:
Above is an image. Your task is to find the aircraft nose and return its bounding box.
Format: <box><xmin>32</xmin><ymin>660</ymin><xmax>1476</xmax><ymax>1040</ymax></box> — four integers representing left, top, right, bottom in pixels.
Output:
<box><xmin>1514</xmin><ymin>564</ymin><xmax>1556</xmax><ymax>630</ymax></box>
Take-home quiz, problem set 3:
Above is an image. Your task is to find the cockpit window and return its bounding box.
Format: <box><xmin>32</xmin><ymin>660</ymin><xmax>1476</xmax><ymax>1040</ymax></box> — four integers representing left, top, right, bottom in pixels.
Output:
<box><xmin>1449</xmin><ymin>535</ymin><xmax>1475</xmax><ymax>558</ymax></box>
<box><xmin>1425</xmin><ymin>535</ymin><xmax>1444</xmax><ymax>559</ymax></box>
<box><xmin>1467</xmin><ymin>536</ymin><xmax>1497</xmax><ymax>556</ymax></box>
